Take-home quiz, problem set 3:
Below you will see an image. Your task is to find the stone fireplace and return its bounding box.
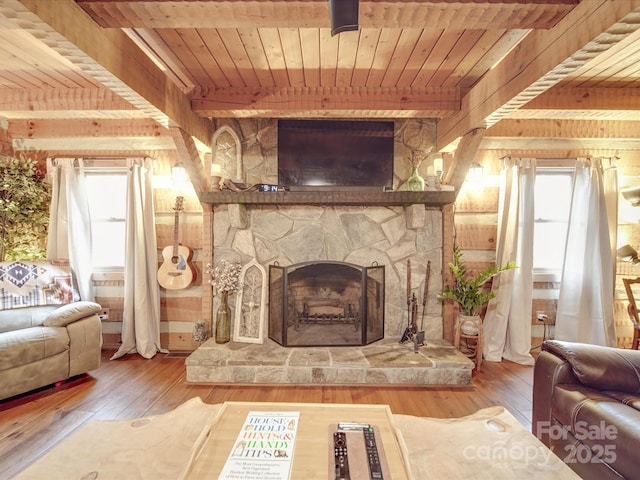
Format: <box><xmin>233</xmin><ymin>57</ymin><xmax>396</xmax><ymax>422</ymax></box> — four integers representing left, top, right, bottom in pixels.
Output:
<box><xmin>268</xmin><ymin>261</ymin><xmax>384</xmax><ymax>347</ymax></box>
<box><xmin>185</xmin><ymin>119</ymin><xmax>475</xmax><ymax>386</ymax></box>
<box><xmin>212</xmin><ymin>203</ymin><xmax>443</xmax><ymax>342</ymax></box>
<box><xmin>207</xmin><ymin>118</ymin><xmax>445</xmax><ymax>342</ymax></box>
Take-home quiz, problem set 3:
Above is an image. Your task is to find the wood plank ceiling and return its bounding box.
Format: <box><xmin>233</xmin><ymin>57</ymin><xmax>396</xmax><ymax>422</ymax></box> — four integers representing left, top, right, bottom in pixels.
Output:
<box><xmin>1</xmin><ymin>0</ymin><xmax>640</xmax><ymax>187</ymax></box>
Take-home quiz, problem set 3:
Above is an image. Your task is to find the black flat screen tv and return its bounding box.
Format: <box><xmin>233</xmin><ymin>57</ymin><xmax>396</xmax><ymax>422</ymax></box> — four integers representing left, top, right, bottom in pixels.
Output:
<box><xmin>277</xmin><ymin>119</ymin><xmax>394</xmax><ymax>191</ymax></box>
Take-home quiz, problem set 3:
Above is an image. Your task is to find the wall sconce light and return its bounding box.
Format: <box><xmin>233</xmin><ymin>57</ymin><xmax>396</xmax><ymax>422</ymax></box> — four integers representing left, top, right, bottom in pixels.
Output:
<box><xmin>617</xmin><ymin>244</ymin><xmax>640</xmax><ymax>264</ymax></box>
<box><xmin>328</xmin><ymin>0</ymin><xmax>359</xmax><ymax>36</ymax></box>
<box><xmin>210</xmin><ymin>162</ymin><xmax>222</xmax><ymax>191</ymax></box>
<box><xmin>467</xmin><ymin>162</ymin><xmax>484</xmax><ymax>182</ymax></box>
<box><xmin>171</xmin><ymin>162</ymin><xmax>187</xmax><ymax>184</ymax></box>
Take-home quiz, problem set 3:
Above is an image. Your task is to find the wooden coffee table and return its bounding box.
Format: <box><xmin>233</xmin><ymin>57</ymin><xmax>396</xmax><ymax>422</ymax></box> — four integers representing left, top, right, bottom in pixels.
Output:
<box><xmin>187</xmin><ymin>401</ymin><xmax>412</xmax><ymax>479</ymax></box>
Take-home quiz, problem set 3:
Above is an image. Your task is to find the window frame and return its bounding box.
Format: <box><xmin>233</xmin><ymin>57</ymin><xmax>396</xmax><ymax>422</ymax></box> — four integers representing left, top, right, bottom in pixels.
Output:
<box><xmin>84</xmin><ymin>166</ymin><xmax>128</xmax><ymax>273</ymax></box>
<box><xmin>533</xmin><ymin>166</ymin><xmax>574</xmax><ymax>283</ymax></box>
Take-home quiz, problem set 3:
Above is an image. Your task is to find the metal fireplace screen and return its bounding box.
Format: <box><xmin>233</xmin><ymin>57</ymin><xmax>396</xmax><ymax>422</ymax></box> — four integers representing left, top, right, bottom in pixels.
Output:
<box><xmin>268</xmin><ymin>261</ymin><xmax>384</xmax><ymax>347</ymax></box>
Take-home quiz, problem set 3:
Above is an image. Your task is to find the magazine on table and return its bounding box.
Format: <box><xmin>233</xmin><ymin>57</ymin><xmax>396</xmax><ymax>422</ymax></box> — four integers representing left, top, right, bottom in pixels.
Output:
<box><xmin>218</xmin><ymin>411</ymin><xmax>299</xmax><ymax>480</ymax></box>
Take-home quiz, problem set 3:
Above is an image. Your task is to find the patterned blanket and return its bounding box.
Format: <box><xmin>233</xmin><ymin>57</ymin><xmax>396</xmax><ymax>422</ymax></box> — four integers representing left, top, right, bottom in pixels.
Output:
<box><xmin>0</xmin><ymin>261</ymin><xmax>74</xmax><ymax>310</ymax></box>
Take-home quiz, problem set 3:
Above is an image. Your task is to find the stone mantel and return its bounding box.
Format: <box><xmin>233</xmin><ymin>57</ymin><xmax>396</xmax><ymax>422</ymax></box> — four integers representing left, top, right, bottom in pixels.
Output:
<box><xmin>199</xmin><ymin>190</ymin><xmax>455</xmax><ymax>207</ymax></box>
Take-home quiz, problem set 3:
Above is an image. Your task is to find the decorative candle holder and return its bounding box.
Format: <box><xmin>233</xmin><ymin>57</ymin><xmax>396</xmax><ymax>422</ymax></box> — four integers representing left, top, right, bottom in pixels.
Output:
<box><xmin>210</xmin><ymin>163</ymin><xmax>223</xmax><ymax>191</ymax></box>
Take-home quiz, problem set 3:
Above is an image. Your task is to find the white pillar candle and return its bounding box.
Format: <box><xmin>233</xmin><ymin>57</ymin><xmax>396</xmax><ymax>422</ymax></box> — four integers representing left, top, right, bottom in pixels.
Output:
<box><xmin>433</xmin><ymin>156</ymin><xmax>443</xmax><ymax>173</ymax></box>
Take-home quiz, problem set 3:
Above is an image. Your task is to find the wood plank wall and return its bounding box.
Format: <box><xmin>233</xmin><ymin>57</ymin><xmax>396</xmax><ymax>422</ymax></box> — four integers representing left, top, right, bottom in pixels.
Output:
<box><xmin>453</xmin><ymin>150</ymin><xmax>640</xmax><ymax>348</ymax></box>
<box><xmin>96</xmin><ymin>147</ymin><xmax>640</xmax><ymax>353</ymax></box>
<box><xmin>96</xmin><ymin>151</ymin><xmax>208</xmax><ymax>352</ymax></box>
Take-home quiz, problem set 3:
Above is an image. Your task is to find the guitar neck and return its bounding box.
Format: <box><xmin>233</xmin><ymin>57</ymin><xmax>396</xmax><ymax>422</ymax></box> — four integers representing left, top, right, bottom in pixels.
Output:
<box><xmin>172</xmin><ymin>207</ymin><xmax>180</xmax><ymax>256</ymax></box>
<box><xmin>172</xmin><ymin>196</ymin><xmax>184</xmax><ymax>257</ymax></box>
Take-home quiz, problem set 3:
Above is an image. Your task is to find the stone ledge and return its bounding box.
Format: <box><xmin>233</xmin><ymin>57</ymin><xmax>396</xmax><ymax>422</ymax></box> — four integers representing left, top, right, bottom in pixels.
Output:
<box><xmin>185</xmin><ymin>337</ymin><xmax>474</xmax><ymax>386</ymax></box>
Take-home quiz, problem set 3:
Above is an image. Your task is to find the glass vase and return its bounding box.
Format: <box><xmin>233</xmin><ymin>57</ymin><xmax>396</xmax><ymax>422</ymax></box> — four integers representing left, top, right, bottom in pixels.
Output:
<box><xmin>215</xmin><ymin>291</ymin><xmax>231</xmax><ymax>344</ymax></box>
<box><xmin>404</xmin><ymin>166</ymin><xmax>425</xmax><ymax>191</ymax></box>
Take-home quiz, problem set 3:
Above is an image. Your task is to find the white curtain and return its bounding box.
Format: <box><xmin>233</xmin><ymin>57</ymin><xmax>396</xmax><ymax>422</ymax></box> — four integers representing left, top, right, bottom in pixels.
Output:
<box><xmin>483</xmin><ymin>158</ymin><xmax>535</xmax><ymax>365</ymax></box>
<box><xmin>46</xmin><ymin>158</ymin><xmax>94</xmax><ymax>302</ymax></box>
<box><xmin>555</xmin><ymin>158</ymin><xmax>618</xmax><ymax>346</ymax></box>
<box><xmin>111</xmin><ymin>158</ymin><xmax>165</xmax><ymax>360</ymax></box>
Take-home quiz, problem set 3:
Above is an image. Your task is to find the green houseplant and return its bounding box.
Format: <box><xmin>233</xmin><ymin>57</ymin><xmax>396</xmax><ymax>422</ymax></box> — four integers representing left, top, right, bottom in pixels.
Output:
<box><xmin>0</xmin><ymin>155</ymin><xmax>51</xmax><ymax>261</ymax></box>
<box><xmin>438</xmin><ymin>245</ymin><xmax>516</xmax><ymax>335</ymax></box>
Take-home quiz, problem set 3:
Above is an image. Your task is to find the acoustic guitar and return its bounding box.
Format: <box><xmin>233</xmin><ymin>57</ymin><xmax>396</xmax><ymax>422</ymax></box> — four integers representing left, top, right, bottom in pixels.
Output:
<box><xmin>157</xmin><ymin>196</ymin><xmax>196</xmax><ymax>290</ymax></box>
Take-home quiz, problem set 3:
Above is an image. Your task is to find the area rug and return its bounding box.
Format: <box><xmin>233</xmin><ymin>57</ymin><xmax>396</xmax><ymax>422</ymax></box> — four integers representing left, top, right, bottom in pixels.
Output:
<box><xmin>13</xmin><ymin>399</ymin><xmax>578</xmax><ymax>479</ymax></box>
<box><xmin>394</xmin><ymin>406</ymin><xmax>580</xmax><ymax>479</ymax></box>
<box><xmin>14</xmin><ymin>397</ymin><xmax>222</xmax><ymax>480</ymax></box>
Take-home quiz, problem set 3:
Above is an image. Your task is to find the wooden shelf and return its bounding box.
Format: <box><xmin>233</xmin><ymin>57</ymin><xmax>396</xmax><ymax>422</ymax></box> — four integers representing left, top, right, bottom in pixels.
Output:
<box><xmin>199</xmin><ymin>190</ymin><xmax>456</xmax><ymax>207</ymax></box>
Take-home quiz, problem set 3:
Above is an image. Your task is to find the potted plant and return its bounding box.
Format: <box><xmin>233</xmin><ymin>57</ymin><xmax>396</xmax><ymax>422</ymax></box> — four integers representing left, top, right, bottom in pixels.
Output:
<box><xmin>438</xmin><ymin>244</ymin><xmax>516</xmax><ymax>335</ymax></box>
<box><xmin>0</xmin><ymin>154</ymin><xmax>50</xmax><ymax>261</ymax></box>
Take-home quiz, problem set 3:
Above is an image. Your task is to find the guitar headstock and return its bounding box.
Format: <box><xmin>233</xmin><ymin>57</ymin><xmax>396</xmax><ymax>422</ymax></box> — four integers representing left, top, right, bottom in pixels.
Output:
<box><xmin>173</xmin><ymin>196</ymin><xmax>185</xmax><ymax>212</ymax></box>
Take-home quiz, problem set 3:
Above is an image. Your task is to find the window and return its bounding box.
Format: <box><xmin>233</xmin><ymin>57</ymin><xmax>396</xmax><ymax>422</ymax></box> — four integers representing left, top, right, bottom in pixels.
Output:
<box><xmin>85</xmin><ymin>169</ymin><xmax>127</xmax><ymax>270</ymax></box>
<box><xmin>533</xmin><ymin>168</ymin><xmax>574</xmax><ymax>280</ymax></box>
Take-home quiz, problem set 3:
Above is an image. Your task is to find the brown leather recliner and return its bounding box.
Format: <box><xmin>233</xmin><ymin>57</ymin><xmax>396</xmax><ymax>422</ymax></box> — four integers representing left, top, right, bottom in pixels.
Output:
<box><xmin>533</xmin><ymin>340</ymin><xmax>640</xmax><ymax>480</ymax></box>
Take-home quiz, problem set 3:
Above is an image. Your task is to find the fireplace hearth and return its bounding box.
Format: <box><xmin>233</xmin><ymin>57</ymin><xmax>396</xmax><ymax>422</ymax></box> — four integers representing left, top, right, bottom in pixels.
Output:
<box><xmin>268</xmin><ymin>261</ymin><xmax>384</xmax><ymax>347</ymax></box>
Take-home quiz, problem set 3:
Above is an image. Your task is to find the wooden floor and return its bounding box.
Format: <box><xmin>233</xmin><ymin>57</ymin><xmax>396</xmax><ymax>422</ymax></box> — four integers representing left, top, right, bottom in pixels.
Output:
<box><xmin>0</xmin><ymin>348</ymin><xmax>536</xmax><ymax>479</ymax></box>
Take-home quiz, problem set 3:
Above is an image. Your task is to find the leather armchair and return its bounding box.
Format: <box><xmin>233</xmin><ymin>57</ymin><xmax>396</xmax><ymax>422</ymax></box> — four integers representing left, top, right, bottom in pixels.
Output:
<box><xmin>533</xmin><ymin>340</ymin><xmax>640</xmax><ymax>480</ymax></box>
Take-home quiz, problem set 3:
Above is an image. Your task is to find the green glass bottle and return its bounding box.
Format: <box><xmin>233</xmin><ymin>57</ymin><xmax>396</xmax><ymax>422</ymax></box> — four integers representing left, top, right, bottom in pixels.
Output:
<box><xmin>405</xmin><ymin>166</ymin><xmax>425</xmax><ymax>191</ymax></box>
<box><xmin>215</xmin><ymin>291</ymin><xmax>231</xmax><ymax>343</ymax></box>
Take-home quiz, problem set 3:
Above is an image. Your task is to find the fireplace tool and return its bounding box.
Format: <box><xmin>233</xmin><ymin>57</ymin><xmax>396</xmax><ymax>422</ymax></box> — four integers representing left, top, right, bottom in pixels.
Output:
<box><xmin>400</xmin><ymin>260</ymin><xmax>415</xmax><ymax>344</ymax></box>
<box><xmin>400</xmin><ymin>260</ymin><xmax>430</xmax><ymax>352</ymax></box>
<box><xmin>416</xmin><ymin>260</ymin><xmax>431</xmax><ymax>349</ymax></box>
<box><xmin>400</xmin><ymin>295</ymin><xmax>417</xmax><ymax>342</ymax></box>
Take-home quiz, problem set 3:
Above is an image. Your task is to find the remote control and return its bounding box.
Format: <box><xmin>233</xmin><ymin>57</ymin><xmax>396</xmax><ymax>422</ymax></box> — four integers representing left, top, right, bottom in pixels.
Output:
<box><xmin>363</xmin><ymin>427</ymin><xmax>384</xmax><ymax>480</ymax></box>
<box><xmin>334</xmin><ymin>431</ymin><xmax>350</xmax><ymax>480</ymax></box>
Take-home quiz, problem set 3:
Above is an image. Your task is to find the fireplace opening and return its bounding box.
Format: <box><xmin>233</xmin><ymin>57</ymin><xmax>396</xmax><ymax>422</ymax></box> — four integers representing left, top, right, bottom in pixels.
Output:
<box><xmin>268</xmin><ymin>261</ymin><xmax>384</xmax><ymax>347</ymax></box>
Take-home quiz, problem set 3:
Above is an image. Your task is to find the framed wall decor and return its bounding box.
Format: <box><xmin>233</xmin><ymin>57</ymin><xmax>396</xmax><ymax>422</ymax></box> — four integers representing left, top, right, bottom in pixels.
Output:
<box><xmin>212</xmin><ymin>125</ymin><xmax>243</xmax><ymax>182</ymax></box>
<box><xmin>233</xmin><ymin>258</ymin><xmax>267</xmax><ymax>344</ymax></box>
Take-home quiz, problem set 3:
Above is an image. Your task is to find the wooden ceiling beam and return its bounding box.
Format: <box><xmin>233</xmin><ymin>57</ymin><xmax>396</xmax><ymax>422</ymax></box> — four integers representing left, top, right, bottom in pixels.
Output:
<box><xmin>480</xmin><ymin>137</ymin><xmax>640</xmax><ymax>152</ymax></box>
<box><xmin>488</xmin><ymin>118</ymin><xmax>640</xmax><ymax>139</ymax></box>
<box><xmin>7</xmin><ymin>0</ymin><xmax>214</xmax><ymax>148</ymax></box>
<box><xmin>513</xmin><ymin>86</ymin><xmax>640</xmax><ymax>113</ymax></box>
<box><xmin>77</xmin><ymin>0</ymin><xmax>576</xmax><ymax>30</ymax></box>
<box><xmin>443</xmin><ymin>128</ymin><xmax>486</xmax><ymax>193</ymax></box>
<box><xmin>14</xmin><ymin>136</ymin><xmax>176</xmax><ymax>152</ymax></box>
<box><xmin>0</xmin><ymin>87</ymin><xmax>137</xmax><ymax>112</ymax></box>
<box><xmin>7</xmin><ymin>118</ymin><xmax>170</xmax><ymax>139</ymax></box>
<box><xmin>170</xmin><ymin>127</ymin><xmax>210</xmax><ymax>198</ymax></box>
<box><xmin>192</xmin><ymin>86</ymin><xmax>461</xmax><ymax>118</ymax></box>
<box><xmin>479</xmin><ymin>118</ymin><xmax>640</xmax><ymax>153</ymax></box>
<box><xmin>437</xmin><ymin>0</ymin><xmax>640</xmax><ymax>153</ymax></box>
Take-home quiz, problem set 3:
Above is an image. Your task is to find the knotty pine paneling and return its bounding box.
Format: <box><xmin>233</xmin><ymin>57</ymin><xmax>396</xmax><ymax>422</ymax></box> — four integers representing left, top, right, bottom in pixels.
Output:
<box><xmin>154</xmin><ymin>188</ymin><xmax>203</xmax><ymax>213</ymax></box>
<box><xmin>161</xmin><ymin>296</ymin><xmax>203</xmax><ymax>323</ymax></box>
<box><xmin>156</xmin><ymin>184</ymin><xmax>206</xmax><ymax>352</ymax></box>
<box><xmin>156</xmin><ymin>222</ymin><xmax>203</xmax><ymax>250</ymax></box>
<box><xmin>467</xmin><ymin>149</ymin><xmax>640</xmax><ymax>349</ymax></box>
<box><xmin>454</xmin><ymin>224</ymin><xmax>498</xmax><ymax>251</ymax></box>
<box><xmin>161</xmin><ymin>331</ymin><xmax>201</xmax><ymax>351</ymax></box>
<box><xmin>93</xmin><ymin>178</ymin><xmax>207</xmax><ymax>353</ymax></box>
<box><xmin>454</xmin><ymin>186</ymin><xmax>499</xmax><ymax>213</ymax></box>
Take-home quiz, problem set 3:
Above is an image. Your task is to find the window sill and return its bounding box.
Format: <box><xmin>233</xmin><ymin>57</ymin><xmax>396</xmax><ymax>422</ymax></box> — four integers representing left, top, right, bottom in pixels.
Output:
<box><xmin>533</xmin><ymin>271</ymin><xmax>561</xmax><ymax>283</ymax></box>
<box><xmin>92</xmin><ymin>271</ymin><xmax>125</xmax><ymax>283</ymax></box>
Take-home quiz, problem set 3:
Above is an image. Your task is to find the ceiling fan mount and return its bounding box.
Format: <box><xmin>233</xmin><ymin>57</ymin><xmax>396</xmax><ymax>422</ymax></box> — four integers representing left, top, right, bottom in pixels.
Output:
<box><xmin>328</xmin><ymin>0</ymin><xmax>359</xmax><ymax>36</ymax></box>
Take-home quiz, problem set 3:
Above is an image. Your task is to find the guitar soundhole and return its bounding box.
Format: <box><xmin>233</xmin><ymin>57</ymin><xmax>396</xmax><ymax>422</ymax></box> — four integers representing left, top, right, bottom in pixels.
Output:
<box><xmin>171</xmin><ymin>254</ymin><xmax>188</xmax><ymax>271</ymax></box>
